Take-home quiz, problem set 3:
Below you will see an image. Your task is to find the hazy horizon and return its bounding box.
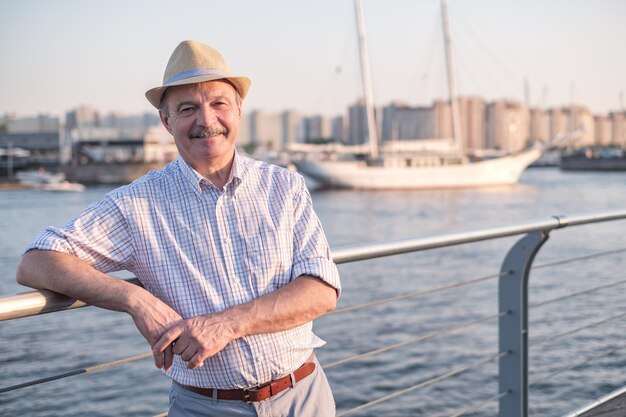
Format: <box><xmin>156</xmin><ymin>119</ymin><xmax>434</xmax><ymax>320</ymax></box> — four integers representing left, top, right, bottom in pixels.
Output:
<box><xmin>1</xmin><ymin>0</ymin><xmax>625</xmax><ymax>118</ymax></box>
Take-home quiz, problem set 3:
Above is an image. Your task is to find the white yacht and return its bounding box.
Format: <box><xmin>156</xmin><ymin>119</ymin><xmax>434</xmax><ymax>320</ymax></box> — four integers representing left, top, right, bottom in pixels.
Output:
<box><xmin>293</xmin><ymin>0</ymin><xmax>544</xmax><ymax>190</ymax></box>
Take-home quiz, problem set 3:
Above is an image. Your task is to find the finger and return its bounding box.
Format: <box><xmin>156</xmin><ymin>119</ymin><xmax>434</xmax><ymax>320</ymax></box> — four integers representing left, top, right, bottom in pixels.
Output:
<box><xmin>172</xmin><ymin>340</ymin><xmax>186</xmax><ymax>356</ymax></box>
<box><xmin>163</xmin><ymin>344</ymin><xmax>175</xmax><ymax>371</ymax></box>
<box><xmin>153</xmin><ymin>326</ymin><xmax>183</xmax><ymax>355</ymax></box>
<box><xmin>180</xmin><ymin>346</ymin><xmax>195</xmax><ymax>362</ymax></box>
<box><xmin>188</xmin><ymin>351</ymin><xmax>206</xmax><ymax>369</ymax></box>
<box><xmin>154</xmin><ymin>348</ymin><xmax>163</xmax><ymax>369</ymax></box>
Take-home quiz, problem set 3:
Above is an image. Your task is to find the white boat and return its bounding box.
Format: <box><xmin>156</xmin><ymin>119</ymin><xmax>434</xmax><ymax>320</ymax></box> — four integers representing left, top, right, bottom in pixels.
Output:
<box><xmin>16</xmin><ymin>169</ymin><xmax>85</xmax><ymax>192</ymax></box>
<box><xmin>293</xmin><ymin>0</ymin><xmax>544</xmax><ymax>190</ymax></box>
<box><xmin>296</xmin><ymin>145</ymin><xmax>543</xmax><ymax>190</ymax></box>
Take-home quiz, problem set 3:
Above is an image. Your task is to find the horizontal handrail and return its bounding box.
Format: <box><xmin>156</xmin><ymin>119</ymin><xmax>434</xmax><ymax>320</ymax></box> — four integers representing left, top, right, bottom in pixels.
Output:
<box><xmin>331</xmin><ymin>210</ymin><xmax>626</xmax><ymax>263</ymax></box>
<box><xmin>0</xmin><ymin>278</ymin><xmax>142</xmax><ymax>321</ymax></box>
<box><xmin>2</xmin><ymin>209</ymin><xmax>625</xmax><ymax>322</ymax></box>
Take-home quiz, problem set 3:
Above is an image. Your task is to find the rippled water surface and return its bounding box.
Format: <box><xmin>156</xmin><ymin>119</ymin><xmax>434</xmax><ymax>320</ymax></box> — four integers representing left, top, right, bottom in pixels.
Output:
<box><xmin>1</xmin><ymin>167</ymin><xmax>625</xmax><ymax>416</ymax></box>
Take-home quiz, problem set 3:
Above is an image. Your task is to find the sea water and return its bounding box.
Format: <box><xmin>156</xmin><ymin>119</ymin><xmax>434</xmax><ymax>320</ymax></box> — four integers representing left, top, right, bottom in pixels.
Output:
<box><xmin>1</xmin><ymin>167</ymin><xmax>625</xmax><ymax>416</ymax></box>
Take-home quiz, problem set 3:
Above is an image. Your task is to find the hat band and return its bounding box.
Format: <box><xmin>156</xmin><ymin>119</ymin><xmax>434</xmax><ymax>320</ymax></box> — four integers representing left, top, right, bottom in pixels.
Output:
<box><xmin>165</xmin><ymin>68</ymin><xmax>229</xmax><ymax>85</ymax></box>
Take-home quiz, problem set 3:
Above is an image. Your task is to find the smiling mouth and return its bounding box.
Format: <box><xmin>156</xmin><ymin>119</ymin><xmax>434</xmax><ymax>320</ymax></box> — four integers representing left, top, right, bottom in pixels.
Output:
<box><xmin>189</xmin><ymin>127</ymin><xmax>227</xmax><ymax>139</ymax></box>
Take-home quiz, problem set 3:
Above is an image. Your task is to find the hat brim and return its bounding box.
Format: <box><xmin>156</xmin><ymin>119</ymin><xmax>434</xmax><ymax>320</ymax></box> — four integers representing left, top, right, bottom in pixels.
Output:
<box><xmin>145</xmin><ymin>74</ymin><xmax>251</xmax><ymax>109</ymax></box>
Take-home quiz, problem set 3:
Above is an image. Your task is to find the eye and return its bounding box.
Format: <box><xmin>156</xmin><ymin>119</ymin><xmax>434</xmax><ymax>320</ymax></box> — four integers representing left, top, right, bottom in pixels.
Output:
<box><xmin>213</xmin><ymin>98</ymin><xmax>232</xmax><ymax>107</ymax></box>
<box><xmin>179</xmin><ymin>105</ymin><xmax>195</xmax><ymax>115</ymax></box>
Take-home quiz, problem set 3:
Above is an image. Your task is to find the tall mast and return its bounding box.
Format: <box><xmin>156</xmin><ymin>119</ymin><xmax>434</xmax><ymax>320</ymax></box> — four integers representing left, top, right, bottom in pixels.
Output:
<box><xmin>441</xmin><ymin>0</ymin><xmax>464</xmax><ymax>151</ymax></box>
<box><xmin>354</xmin><ymin>0</ymin><xmax>379</xmax><ymax>160</ymax></box>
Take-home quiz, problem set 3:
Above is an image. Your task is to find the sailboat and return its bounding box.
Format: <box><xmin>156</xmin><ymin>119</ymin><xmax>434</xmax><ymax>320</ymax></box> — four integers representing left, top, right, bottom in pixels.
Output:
<box><xmin>293</xmin><ymin>0</ymin><xmax>544</xmax><ymax>190</ymax></box>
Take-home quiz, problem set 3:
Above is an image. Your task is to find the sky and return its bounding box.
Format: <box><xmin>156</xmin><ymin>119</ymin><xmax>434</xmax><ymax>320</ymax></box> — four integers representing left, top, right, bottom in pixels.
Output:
<box><xmin>1</xmin><ymin>0</ymin><xmax>625</xmax><ymax>119</ymax></box>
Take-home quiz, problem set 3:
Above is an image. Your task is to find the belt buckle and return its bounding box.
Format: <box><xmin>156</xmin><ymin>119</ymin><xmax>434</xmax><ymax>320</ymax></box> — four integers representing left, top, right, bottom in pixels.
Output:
<box><xmin>242</xmin><ymin>384</ymin><xmax>260</xmax><ymax>403</ymax></box>
<box><xmin>242</xmin><ymin>389</ymin><xmax>251</xmax><ymax>403</ymax></box>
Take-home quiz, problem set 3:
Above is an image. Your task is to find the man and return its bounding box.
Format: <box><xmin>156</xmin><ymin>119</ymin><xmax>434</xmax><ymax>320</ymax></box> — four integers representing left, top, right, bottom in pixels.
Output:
<box><xmin>16</xmin><ymin>40</ymin><xmax>341</xmax><ymax>417</ymax></box>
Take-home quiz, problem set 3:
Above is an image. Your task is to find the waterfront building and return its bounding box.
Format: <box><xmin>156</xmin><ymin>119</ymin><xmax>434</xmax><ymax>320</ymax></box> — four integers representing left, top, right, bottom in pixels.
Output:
<box><xmin>71</xmin><ymin>127</ymin><xmax>144</xmax><ymax>164</ymax></box>
<box><xmin>237</xmin><ymin>111</ymin><xmax>251</xmax><ymax>147</ymax></box>
<box><xmin>0</xmin><ymin>132</ymin><xmax>61</xmax><ymax>168</ymax></box>
<box><xmin>593</xmin><ymin>114</ymin><xmax>612</xmax><ymax>146</ymax></box>
<box><xmin>431</xmin><ymin>100</ymin><xmax>453</xmax><ymax>140</ymax></box>
<box><xmin>486</xmin><ymin>100</ymin><xmax>529</xmax><ymax>152</ymax></box>
<box><xmin>331</xmin><ymin>115</ymin><xmax>346</xmax><ymax>143</ymax></box>
<box><xmin>249</xmin><ymin>110</ymin><xmax>282</xmax><ymax>151</ymax></box>
<box><xmin>549</xmin><ymin>107</ymin><xmax>569</xmax><ymax>144</ymax></box>
<box><xmin>568</xmin><ymin>105</ymin><xmax>595</xmax><ymax>147</ymax></box>
<box><xmin>486</xmin><ymin>101</ymin><xmax>504</xmax><ymax>150</ymax></box>
<box><xmin>143</xmin><ymin>124</ymin><xmax>178</xmax><ymax>163</ymax></box>
<box><xmin>64</xmin><ymin>106</ymin><xmax>170</xmax><ymax>165</ymax></box>
<box><xmin>302</xmin><ymin>115</ymin><xmax>332</xmax><ymax>143</ymax></box>
<box><xmin>65</xmin><ymin>105</ymin><xmax>101</xmax><ymax>130</ymax></box>
<box><xmin>347</xmin><ymin>99</ymin><xmax>369</xmax><ymax>145</ymax></box>
<box><xmin>0</xmin><ymin>114</ymin><xmax>62</xmax><ymax>172</ymax></box>
<box><xmin>381</xmin><ymin>102</ymin><xmax>433</xmax><ymax>142</ymax></box>
<box><xmin>529</xmin><ymin>108</ymin><xmax>550</xmax><ymax>143</ymax></box>
<box><xmin>548</xmin><ymin>106</ymin><xmax>596</xmax><ymax>148</ymax></box>
<box><xmin>458</xmin><ymin>96</ymin><xmax>486</xmax><ymax>150</ymax></box>
<box><xmin>2</xmin><ymin>114</ymin><xmax>59</xmax><ymax>134</ymax></box>
<box><xmin>609</xmin><ymin>111</ymin><xmax>626</xmax><ymax>147</ymax></box>
<box><xmin>281</xmin><ymin>110</ymin><xmax>303</xmax><ymax>148</ymax></box>
<box><xmin>100</xmin><ymin>112</ymin><xmax>161</xmax><ymax>139</ymax></box>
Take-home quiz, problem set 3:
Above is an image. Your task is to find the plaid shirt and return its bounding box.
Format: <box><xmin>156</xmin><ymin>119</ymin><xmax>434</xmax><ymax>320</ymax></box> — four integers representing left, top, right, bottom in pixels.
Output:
<box><xmin>26</xmin><ymin>152</ymin><xmax>341</xmax><ymax>389</ymax></box>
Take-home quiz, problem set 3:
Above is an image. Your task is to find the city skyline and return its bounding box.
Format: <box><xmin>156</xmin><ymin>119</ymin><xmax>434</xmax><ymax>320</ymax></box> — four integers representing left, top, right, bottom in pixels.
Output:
<box><xmin>1</xmin><ymin>0</ymin><xmax>625</xmax><ymax>118</ymax></box>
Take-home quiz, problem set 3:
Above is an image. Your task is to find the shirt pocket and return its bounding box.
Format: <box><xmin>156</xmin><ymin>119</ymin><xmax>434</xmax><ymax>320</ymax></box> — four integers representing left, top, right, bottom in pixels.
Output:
<box><xmin>244</xmin><ymin>226</ymin><xmax>294</xmax><ymax>283</ymax></box>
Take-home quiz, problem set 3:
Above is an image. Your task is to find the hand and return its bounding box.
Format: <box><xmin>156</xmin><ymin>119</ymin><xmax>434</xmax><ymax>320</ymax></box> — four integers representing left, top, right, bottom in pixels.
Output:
<box><xmin>152</xmin><ymin>313</ymin><xmax>237</xmax><ymax>369</ymax></box>
<box><xmin>128</xmin><ymin>292</ymin><xmax>183</xmax><ymax>371</ymax></box>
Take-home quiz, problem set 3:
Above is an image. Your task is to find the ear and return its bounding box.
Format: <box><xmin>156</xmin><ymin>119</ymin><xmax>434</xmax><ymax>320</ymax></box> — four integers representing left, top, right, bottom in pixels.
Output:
<box><xmin>159</xmin><ymin>111</ymin><xmax>172</xmax><ymax>134</ymax></box>
<box><xmin>236</xmin><ymin>99</ymin><xmax>243</xmax><ymax>120</ymax></box>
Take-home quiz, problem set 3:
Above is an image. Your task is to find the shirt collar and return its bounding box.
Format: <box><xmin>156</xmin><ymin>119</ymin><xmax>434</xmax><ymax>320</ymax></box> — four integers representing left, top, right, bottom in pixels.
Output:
<box><xmin>176</xmin><ymin>151</ymin><xmax>243</xmax><ymax>197</ymax></box>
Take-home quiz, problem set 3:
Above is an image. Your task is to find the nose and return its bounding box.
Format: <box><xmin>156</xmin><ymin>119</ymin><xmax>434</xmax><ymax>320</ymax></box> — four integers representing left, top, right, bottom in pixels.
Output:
<box><xmin>196</xmin><ymin>104</ymin><xmax>217</xmax><ymax>127</ymax></box>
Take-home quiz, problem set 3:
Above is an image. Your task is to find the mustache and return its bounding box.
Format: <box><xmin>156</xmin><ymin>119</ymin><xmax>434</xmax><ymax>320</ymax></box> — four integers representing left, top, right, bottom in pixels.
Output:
<box><xmin>189</xmin><ymin>126</ymin><xmax>227</xmax><ymax>138</ymax></box>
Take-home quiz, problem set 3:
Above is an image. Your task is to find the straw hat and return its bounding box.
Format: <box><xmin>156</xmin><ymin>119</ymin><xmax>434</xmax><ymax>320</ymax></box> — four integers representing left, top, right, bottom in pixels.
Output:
<box><xmin>145</xmin><ymin>40</ymin><xmax>251</xmax><ymax>109</ymax></box>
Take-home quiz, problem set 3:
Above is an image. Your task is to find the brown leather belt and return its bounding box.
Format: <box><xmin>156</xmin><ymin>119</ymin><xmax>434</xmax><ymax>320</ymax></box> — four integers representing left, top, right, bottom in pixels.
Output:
<box><xmin>175</xmin><ymin>359</ymin><xmax>316</xmax><ymax>402</ymax></box>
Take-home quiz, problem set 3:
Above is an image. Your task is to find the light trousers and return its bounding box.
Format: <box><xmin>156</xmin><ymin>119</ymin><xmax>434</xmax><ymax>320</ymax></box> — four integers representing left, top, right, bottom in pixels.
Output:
<box><xmin>168</xmin><ymin>358</ymin><xmax>336</xmax><ymax>417</ymax></box>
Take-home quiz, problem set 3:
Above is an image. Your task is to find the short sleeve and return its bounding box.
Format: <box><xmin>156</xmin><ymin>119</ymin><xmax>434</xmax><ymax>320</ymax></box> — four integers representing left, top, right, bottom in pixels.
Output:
<box><xmin>25</xmin><ymin>195</ymin><xmax>134</xmax><ymax>273</ymax></box>
<box><xmin>290</xmin><ymin>174</ymin><xmax>341</xmax><ymax>298</ymax></box>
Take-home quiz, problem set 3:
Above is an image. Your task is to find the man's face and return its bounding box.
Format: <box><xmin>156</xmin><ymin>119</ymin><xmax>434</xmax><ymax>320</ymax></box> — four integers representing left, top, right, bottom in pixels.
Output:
<box><xmin>160</xmin><ymin>80</ymin><xmax>242</xmax><ymax>172</ymax></box>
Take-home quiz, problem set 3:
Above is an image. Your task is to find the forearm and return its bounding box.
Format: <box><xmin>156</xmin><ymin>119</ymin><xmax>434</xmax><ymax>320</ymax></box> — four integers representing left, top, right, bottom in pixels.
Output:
<box><xmin>222</xmin><ymin>275</ymin><xmax>338</xmax><ymax>339</ymax></box>
<box><xmin>153</xmin><ymin>274</ymin><xmax>338</xmax><ymax>369</ymax></box>
<box><xmin>16</xmin><ymin>249</ymin><xmax>148</xmax><ymax>314</ymax></box>
<box><xmin>18</xmin><ymin>249</ymin><xmax>183</xmax><ymax>370</ymax></box>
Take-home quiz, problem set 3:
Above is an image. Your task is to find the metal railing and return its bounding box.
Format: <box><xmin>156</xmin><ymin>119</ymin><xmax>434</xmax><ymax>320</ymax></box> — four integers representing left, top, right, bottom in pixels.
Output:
<box><xmin>1</xmin><ymin>209</ymin><xmax>626</xmax><ymax>417</ymax></box>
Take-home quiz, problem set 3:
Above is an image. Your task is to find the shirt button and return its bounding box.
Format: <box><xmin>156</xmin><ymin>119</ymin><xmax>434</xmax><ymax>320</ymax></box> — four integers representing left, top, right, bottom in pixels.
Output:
<box><xmin>257</xmin><ymin>354</ymin><xmax>264</xmax><ymax>361</ymax></box>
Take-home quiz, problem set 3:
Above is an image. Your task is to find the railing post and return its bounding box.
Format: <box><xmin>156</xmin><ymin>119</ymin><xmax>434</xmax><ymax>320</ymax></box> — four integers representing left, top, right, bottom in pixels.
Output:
<box><xmin>498</xmin><ymin>231</ymin><xmax>550</xmax><ymax>417</ymax></box>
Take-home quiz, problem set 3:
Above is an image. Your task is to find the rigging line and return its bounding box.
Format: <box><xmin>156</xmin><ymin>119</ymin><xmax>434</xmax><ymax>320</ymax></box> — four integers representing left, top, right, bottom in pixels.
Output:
<box><xmin>448</xmin><ymin>10</ymin><xmax>512</xmax><ymax>99</ymax></box>
<box><xmin>440</xmin><ymin>390</ymin><xmax>509</xmax><ymax>417</ymax></box>
<box><xmin>532</xmin><ymin>248</ymin><xmax>626</xmax><ymax>270</ymax></box>
<box><xmin>529</xmin><ymin>346</ymin><xmax>622</xmax><ymax>387</ymax></box>
<box><xmin>531</xmin><ymin>311</ymin><xmax>626</xmax><ymax>347</ymax></box>
<box><xmin>454</xmin><ymin>4</ymin><xmax>531</xmax><ymax>83</ymax></box>
<box><xmin>319</xmin><ymin>3</ymin><xmax>359</xmax><ymax>112</ymax></box>
<box><xmin>323</xmin><ymin>311</ymin><xmax>506</xmax><ymax>370</ymax></box>
<box><xmin>531</xmin><ymin>278</ymin><xmax>626</xmax><ymax>309</ymax></box>
<box><xmin>450</xmin><ymin>38</ymin><xmax>483</xmax><ymax>98</ymax></box>
<box><xmin>407</xmin><ymin>9</ymin><xmax>441</xmax><ymax>102</ymax></box>
<box><xmin>0</xmin><ymin>352</ymin><xmax>152</xmax><ymax>394</ymax></box>
<box><xmin>336</xmin><ymin>351</ymin><xmax>507</xmax><ymax>417</ymax></box>
<box><xmin>329</xmin><ymin>271</ymin><xmax>509</xmax><ymax>316</ymax></box>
